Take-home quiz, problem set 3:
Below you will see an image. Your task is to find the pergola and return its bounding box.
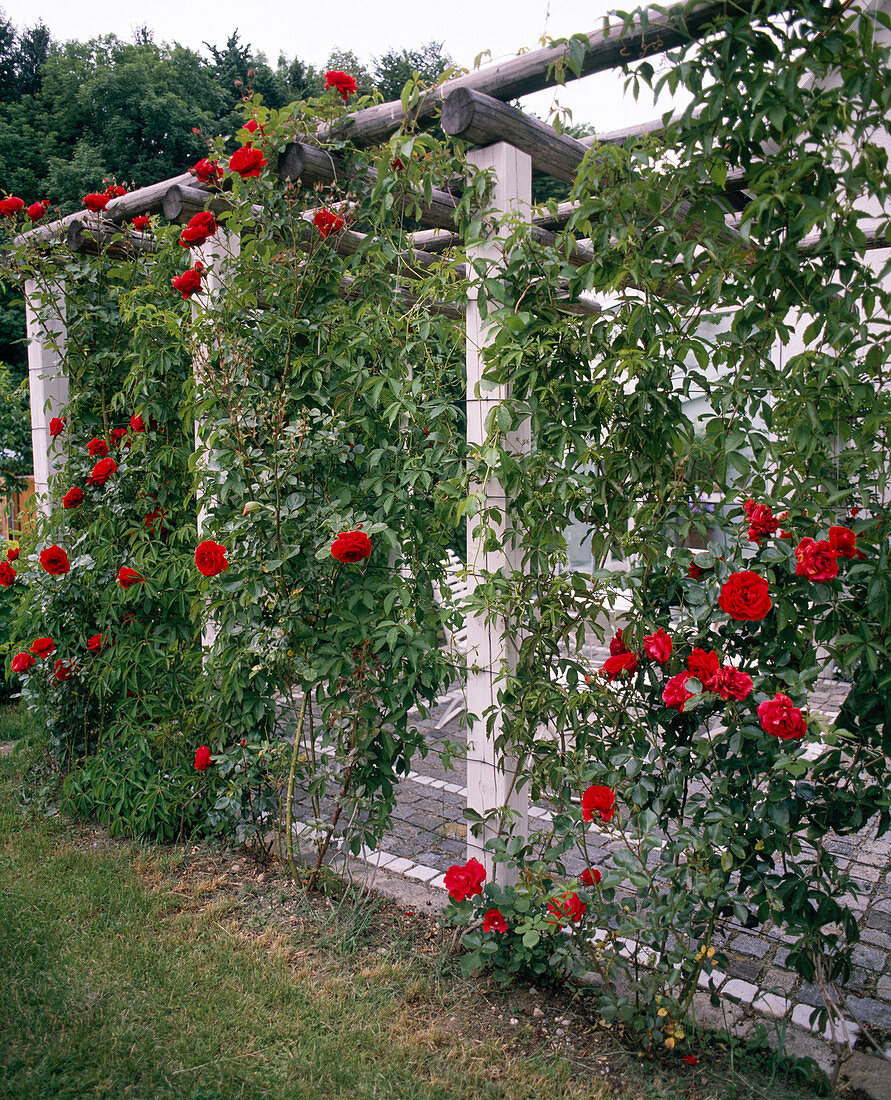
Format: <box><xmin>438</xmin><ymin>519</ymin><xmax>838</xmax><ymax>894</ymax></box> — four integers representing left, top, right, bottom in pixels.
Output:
<box><xmin>15</xmin><ymin>0</ymin><xmax>891</xmax><ymax>880</ymax></box>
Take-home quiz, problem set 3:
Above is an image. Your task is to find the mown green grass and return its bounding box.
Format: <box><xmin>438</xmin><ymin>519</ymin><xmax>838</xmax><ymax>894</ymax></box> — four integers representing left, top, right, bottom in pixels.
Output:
<box><xmin>0</xmin><ymin>736</ymin><xmax>596</xmax><ymax>1100</ymax></box>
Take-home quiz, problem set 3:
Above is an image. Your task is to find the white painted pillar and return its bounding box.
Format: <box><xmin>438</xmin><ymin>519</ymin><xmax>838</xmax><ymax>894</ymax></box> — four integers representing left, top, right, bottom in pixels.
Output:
<box><xmin>464</xmin><ymin>143</ymin><xmax>531</xmax><ymax>881</ymax></box>
<box><xmin>191</xmin><ymin>232</ymin><xmax>239</xmax><ymax>649</ymax></box>
<box><xmin>24</xmin><ymin>278</ymin><xmax>68</xmax><ymax>513</ymax></box>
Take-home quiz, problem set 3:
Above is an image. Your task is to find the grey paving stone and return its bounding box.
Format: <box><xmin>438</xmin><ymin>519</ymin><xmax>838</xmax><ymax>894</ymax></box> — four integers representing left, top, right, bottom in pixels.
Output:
<box><xmin>798</xmin><ymin>983</ymin><xmax>828</xmax><ymax>1008</ymax></box>
<box><xmin>729</xmin><ymin>933</ymin><xmax>772</xmax><ymax>958</ymax></box>
<box><xmin>844</xmin><ymin>995</ymin><xmax>891</xmax><ymax>1029</ymax></box>
<box><xmin>866</xmin><ymin>909</ymin><xmax>891</xmax><ymax>935</ymax></box>
<box><xmin>725</xmin><ymin>957</ymin><xmax>764</xmax><ymax>983</ymax></box>
<box><xmin>851</xmin><ymin>944</ymin><xmax>888</xmax><ymax>973</ymax></box>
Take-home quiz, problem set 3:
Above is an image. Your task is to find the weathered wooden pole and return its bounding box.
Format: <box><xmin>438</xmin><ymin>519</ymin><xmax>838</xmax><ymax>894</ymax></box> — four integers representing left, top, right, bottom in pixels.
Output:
<box><xmin>464</xmin><ymin>143</ymin><xmax>531</xmax><ymax>882</ymax></box>
<box><xmin>24</xmin><ymin>278</ymin><xmax>68</xmax><ymax>512</ymax></box>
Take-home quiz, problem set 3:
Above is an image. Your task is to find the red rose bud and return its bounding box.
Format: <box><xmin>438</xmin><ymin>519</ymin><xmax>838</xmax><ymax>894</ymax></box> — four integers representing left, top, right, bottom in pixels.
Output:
<box><xmin>228</xmin><ymin>146</ymin><xmax>267</xmax><ymax>178</ymax></box>
<box><xmin>54</xmin><ymin>658</ymin><xmax>77</xmax><ymax>682</ymax></box>
<box><xmin>7</xmin><ymin>547</ymin><xmax>18</xmax><ymax>562</ymax></box>
<box><xmin>757</xmin><ymin>693</ymin><xmax>807</xmax><ymax>740</ymax></box>
<box><xmin>643</xmin><ymin>627</ymin><xmax>672</xmax><ymax>663</ymax></box>
<box><xmin>172</xmin><ymin>262</ymin><xmax>204</xmax><ymax>299</ymax></box>
<box><xmin>39</xmin><ymin>544</ymin><xmax>70</xmax><ymax>576</ymax></box>
<box><xmin>443</xmin><ymin>858</ymin><xmax>485</xmax><ymax>903</ymax></box>
<box><xmin>83</xmin><ymin>192</ymin><xmax>109</xmax><ymax>212</ymax></box>
<box><xmin>117</xmin><ymin>566</ymin><xmax>145</xmax><ymax>589</ymax></box>
<box><xmin>194</xmin><ymin>745</ymin><xmax>212</xmax><ymax>771</ymax></box>
<box><xmin>27</xmin><ymin>200</ymin><xmax>47</xmax><ymax>222</ymax></box>
<box><xmin>129</xmin><ymin>414</ymin><xmax>145</xmax><ymax>433</ymax></box>
<box><xmin>87</xmin><ymin>437</ymin><xmax>109</xmax><ymax>457</ymax></box>
<box><xmin>179</xmin><ymin>210</ymin><xmax>218</xmax><ymax>248</ymax></box>
<box><xmin>0</xmin><ymin>562</ymin><xmax>16</xmax><ymax>586</ymax></box>
<box><xmin>29</xmin><ymin>637</ymin><xmax>55</xmax><ymax>658</ymax></box>
<box><xmin>609</xmin><ymin>630</ymin><xmax>629</xmax><ymax>656</ymax></box>
<box><xmin>0</xmin><ymin>196</ymin><xmax>24</xmax><ymax>216</ymax></box>
<box><xmin>687</xmin><ymin>561</ymin><xmax>703</xmax><ymax>579</ymax></box>
<box><xmin>191</xmin><ymin>158</ymin><xmax>223</xmax><ymax>183</ymax></box>
<box><xmin>580</xmin><ymin>867</ymin><xmax>602</xmax><ymax>886</ymax></box>
<box><xmin>663</xmin><ymin>670</ymin><xmax>695</xmax><ymax>712</ymax></box>
<box><xmin>794</xmin><ymin>537</ymin><xmax>839</xmax><ymax>582</ymax></box>
<box><xmin>718</xmin><ymin>571</ymin><xmax>772</xmax><ymax>621</ymax></box>
<box><xmin>314</xmin><ymin>208</ymin><xmax>345</xmax><ymax>239</ymax></box>
<box><xmin>131</xmin><ymin>215</ymin><xmax>150</xmax><ymax>230</ymax></box>
<box><xmin>324</xmin><ymin>69</ymin><xmax>358</xmax><ymax>101</ymax></box>
<box><xmin>49</xmin><ymin>416</ymin><xmax>65</xmax><ymax>438</ymax></box>
<box><xmin>87</xmin><ymin>633</ymin><xmax>106</xmax><ymax>652</ymax></box>
<box><xmin>62</xmin><ymin>486</ymin><xmax>84</xmax><ymax>509</ymax></box>
<box><xmin>582</xmin><ymin>784</ymin><xmax>615</xmax><ymax>823</ymax></box>
<box><xmin>482</xmin><ymin>908</ymin><xmax>508</xmax><ymax>933</ymax></box>
<box><xmin>194</xmin><ymin>540</ymin><xmax>228</xmax><ymax>577</ymax></box>
<box><xmin>243</xmin><ymin>119</ymin><xmax>266</xmax><ymax>135</ymax></box>
<box><xmin>683</xmin><ymin>1055</ymin><xmax>699</xmax><ymax>1065</ymax></box>
<box><xmin>88</xmin><ymin>457</ymin><xmax>117</xmax><ymax>486</ymax></box>
<box><xmin>330</xmin><ymin>531</ymin><xmax>371</xmax><ymax>562</ymax></box>
<box><xmin>11</xmin><ymin>651</ymin><xmax>34</xmax><ymax>673</ymax></box>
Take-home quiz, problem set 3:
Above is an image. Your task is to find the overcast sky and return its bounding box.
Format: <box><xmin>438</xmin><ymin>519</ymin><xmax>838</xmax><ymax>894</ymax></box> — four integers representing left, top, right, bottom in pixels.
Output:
<box><xmin>0</xmin><ymin>0</ymin><xmax>680</xmax><ymax>132</ymax></box>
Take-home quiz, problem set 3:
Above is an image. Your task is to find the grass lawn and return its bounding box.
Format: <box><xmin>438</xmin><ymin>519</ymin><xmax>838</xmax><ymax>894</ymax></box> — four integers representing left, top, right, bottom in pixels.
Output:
<box><xmin>0</xmin><ymin>707</ymin><xmax>831</xmax><ymax>1099</ymax></box>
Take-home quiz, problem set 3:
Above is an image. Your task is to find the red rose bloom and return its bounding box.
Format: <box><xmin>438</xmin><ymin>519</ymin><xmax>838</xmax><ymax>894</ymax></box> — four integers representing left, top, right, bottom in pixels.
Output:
<box><xmin>0</xmin><ymin>196</ymin><xmax>24</xmax><ymax>215</ymax></box>
<box><xmin>87</xmin><ymin>633</ymin><xmax>106</xmax><ymax>652</ymax></box>
<box><xmin>117</xmin><ymin>566</ymin><xmax>145</xmax><ymax>589</ymax></box>
<box><xmin>683</xmin><ymin>1055</ymin><xmax>699</xmax><ymax>1065</ymax></box>
<box><xmin>27</xmin><ymin>200</ymin><xmax>47</xmax><ymax>222</ymax></box>
<box><xmin>228</xmin><ymin>146</ymin><xmax>267</xmax><ymax>178</ymax></box>
<box><xmin>663</xmin><ymin>671</ymin><xmax>694</xmax><ymax>712</ymax></box>
<box><xmin>88</xmin><ymin>457</ymin><xmax>117</xmax><ymax>485</ymax></box>
<box><xmin>49</xmin><ymin>416</ymin><xmax>65</xmax><ymax>438</ymax></box>
<box><xmin>195</xmin><ymin>540</ymin><xmax>228</xmax><ymax>577</ymax></box>
<box><xmin>324</xmin><ymin>69</ymin><xmax>358</xmax><ymax>101</ymax></box>
<box><xmin>746</xmin><ymin>502</ymin><xmax>779</xmax><ymax>542</ymax></box>
<box><xmin>643</xmin><ymin>627</ymin><xmax>672</xmax><ymax>663</ymax></box>
<box><xmin>192</xmin><ymin>158</ymin><xmax>223</xmax><ymax>183</ymax></box>
<box><xmin>687</xmin><ymin>647</ymin><xmax>721</xmax><ymax>682</ymax></box>
<box><xmin>718</xmin><ymin>571</ymin><xmax>772</xmax><ymax>621</ymax></box>
<box><xmin>11</xmin><ymin>651</ymin><xmax>34</xmax><ymax>673</ymax></box>
<box><xmin>110</xmin><ymin>427</ymin><xmax>128</xmax><ymax>444</ymax></box>
<box><xmin>582</xmin><ymin>784</ymin><xmax>615</xmax><ymax>823</ymax></box>
<box><xmin>30</xmin><ymin>637</ymin><xmax>55</xmax><ymax>658</ymax></box>
<box><xmin>482</xmin><ymin>908</ymin><xmax>508</xmax><ymax>933</ymax></box>
<box><xmin>87</xmin><ymin>437</ymin><xmax>109</xmax><ymax>457</ymax></box>
<box><xmin>104</xmin><ymin>184</ymin><xmax>126</xmax><ymax>199</ymax></box>
<box><xmin>547</xmin><ymin>891</ymin><xmax>586</xmax><ymax>925</ymax></box>
<box><xmin>194</xmin><ymin>744</ymin><xmax>212</xmax><ymax>771</ymax></box>
<box><xmin>7</xmin><ymin>547</ymin><xmax>18</xmax><ymax>561</ymax></box>
<box><xmin>705</xmin><ymin>665</ymin><xmax>753</xmax><ymax>701</ymax></box>
<box><xmin>687</xmin><ymin>562</ymin><xmax>703</xmax><ymax>579</ymax></box>
<box><xmin>83</xmin><ymin>192</ymin><xmax>108</xmax><ymax>212</ymax></box>
<box><xmin>314</xmin><ymin>208</ymin><xmax>345</xmax><ymax>239</ymax></box>
<box><xmin>444</xmin><ymin>858</ymin><xmax>485</xmax><ymax>903</ymax></box>
<box><xmin>179</xmin><ymin>210</ymin><xmax>218</xmax><ymax>248</ymax></box>
<box><xmin>601</xmin><ymin>652</ymin><xmax>637</xmax><ymax>680</ymax></box>
<box><xmin>757</xmin><ymin>693</ymin><xmax>807</xmax><ymax>740</ymax></box>
<box><xmin>144</xmin><ymin>508</ymin><xmax>166</xmax><ymax>533</ymax></box>
<box><xmin>39</xmin><ymin>544</ymin><xmax>70</xmax><ymax>576</ymax></box>
<box><xmin>54</xmin><ymin>657</ymin><xmax>77</xmax><ymax>682</ymax></box>
<box><xmin>828</xmin><ymin>526</ymin><xmax>860</xmax><ymax>559</ymax></box>
<box><xmin>331</xmin><ymin>531</ymin><xmax>371</xmax><ymax>563</ymax></box>
<box><xmin>795</xmin><ymin>537</ymin><xmax>839</xmax><ymax>582</ymax></box>
<box><xmin>62</xmin><ymin>487</ymin><xmax>84</xmax><ymax>509</ymax></box>
<box><xmin>172</xmin><ymin>262</ymin><xmax>204</xmax><ymax>299</ymax></box>
<box><xmin>129</xmin><ymin>414</ymin><xmax>145</xmax><ymax>433</ymax></box>
<box><xmin>609</xmin><ymin>630</ymin><xmax>629</xmax><ymax>656</ymax></box>
<box><xmin>243</xmin><ymin>119</ymin><xmax>266</xmax><ymax>135</ymax></box>
<box><xmin>0</xmin><ymin>562</ymin><xmax>15</xmax><ymax>586</ymax></box>
<box><xmin>131</xmin><ymin>215</ymin><xmax>150</xmax><ymax>230</ymax></box>
<box><xmin>580</xmin><ymin>867</ymin><xmax>602</xmax><ymax>886</ymax></box>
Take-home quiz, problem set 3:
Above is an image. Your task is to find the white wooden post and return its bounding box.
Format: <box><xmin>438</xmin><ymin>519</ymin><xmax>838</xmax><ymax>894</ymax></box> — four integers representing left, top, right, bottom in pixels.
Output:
<box><xmin>191</xmin><ymin>232</ymin><xmax>239</xmax><ymax>650</ymax></box>
<box><xmin>464</xmin><ymin>143</ymin><xmax>531</xmax><ymax>882</ymax></box>
<box><xmin>24</xmin><ymin>278</ymin><xmax>68</xmax><ymax>513</ymax></box>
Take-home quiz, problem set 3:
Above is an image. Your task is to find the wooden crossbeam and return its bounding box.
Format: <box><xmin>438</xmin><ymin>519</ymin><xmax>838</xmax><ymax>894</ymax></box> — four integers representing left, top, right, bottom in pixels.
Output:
<box><xmin>66</xmin><ymin>220</ymin><xmax>159</xmax><ymax>256</ymax></box>
<box><xmin>319</xmin><ymin>0</ymin><xmax>769</xmax><ymax>149</ymax></box>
